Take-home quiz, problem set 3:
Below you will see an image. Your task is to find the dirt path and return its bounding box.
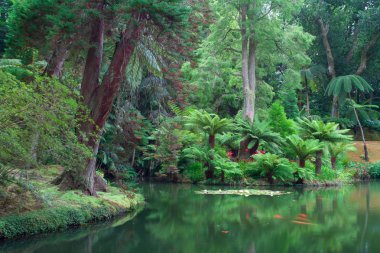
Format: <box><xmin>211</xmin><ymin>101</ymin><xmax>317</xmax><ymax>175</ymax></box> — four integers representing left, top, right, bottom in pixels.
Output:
<box><xmin>349</xmin><ymin>141</ymin><xmax>380</xmax><ymax>163</ymax></box>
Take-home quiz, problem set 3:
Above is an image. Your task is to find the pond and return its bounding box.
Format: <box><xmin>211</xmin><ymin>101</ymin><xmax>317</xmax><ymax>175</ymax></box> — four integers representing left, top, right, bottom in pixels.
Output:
<box><xmin>1</xmin><ymin>183</ymin><xmax>380</xmax><ymax>253</ymax></box>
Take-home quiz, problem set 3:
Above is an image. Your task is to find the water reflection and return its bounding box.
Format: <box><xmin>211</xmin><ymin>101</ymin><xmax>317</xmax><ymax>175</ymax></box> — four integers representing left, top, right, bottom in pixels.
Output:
<box><xmin>2</xmin><ymin>183</ymin><xmax>380</xmax><ymax>253</ymax></box>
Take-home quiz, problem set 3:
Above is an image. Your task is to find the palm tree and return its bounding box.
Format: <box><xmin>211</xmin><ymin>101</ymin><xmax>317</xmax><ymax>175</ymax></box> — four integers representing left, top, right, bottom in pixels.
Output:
<box><xmin>185</xmin><ymin>110</ymin><xmax>233</xmax><ymax>148</ymax></box>
<box><xmin>326</xmin><ymin>74</ymin><xmax>373</xmax><ymax>117</ymax></box>
<box><xmin>328</xmin><ymin>142</ymin><xmax>356</xmax><ymax>169</ymax></box>
<box><xmin>236</xmin><ymin>117</ymin><xmax>283</xmax><ymax>158</ymax></box>
<box><xmin>297</xmin><ymin>117</ymin><xmax>352</xmax><ymax>174</ymax></box>
<box><xmin>286</xmin><ymin>135</ymin><xmax>323</xmax><ymax>168</ymax></box>
<box><xmin>345</xmin><ymin>99</ymin><xmax>379</xmax><ymax>161</ymax></box>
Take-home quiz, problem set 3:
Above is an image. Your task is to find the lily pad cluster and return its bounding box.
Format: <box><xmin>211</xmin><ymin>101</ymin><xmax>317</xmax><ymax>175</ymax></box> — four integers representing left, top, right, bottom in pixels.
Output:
<box><xmin>195</xmin><ymin>189</ymin><xmax>291</xmax><ymax>196</ymax></box>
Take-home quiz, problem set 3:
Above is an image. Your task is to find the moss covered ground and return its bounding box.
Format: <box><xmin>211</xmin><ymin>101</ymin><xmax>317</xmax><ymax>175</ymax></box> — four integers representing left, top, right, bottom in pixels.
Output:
<box><xmin>0</xmin><ymin>166</ymin><xmax>144</xmax><ymax>240</ymax></box>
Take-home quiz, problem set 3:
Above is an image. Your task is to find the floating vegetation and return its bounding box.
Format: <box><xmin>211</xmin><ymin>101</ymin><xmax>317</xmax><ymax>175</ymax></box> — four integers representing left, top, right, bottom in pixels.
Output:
<box><xmin>195</xmin><ymin>189</ymin><xmax>291</xmax><ymax>197</ymax></box>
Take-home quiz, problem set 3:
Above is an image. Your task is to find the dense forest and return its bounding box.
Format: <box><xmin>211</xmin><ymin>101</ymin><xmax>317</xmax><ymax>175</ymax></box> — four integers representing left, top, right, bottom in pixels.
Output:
<box><xmin>1</xmin><ymin>0</ymin><xmax>380</xmax><ymax>194</ymax></box>
<box><xmin>1</xmin><ymin>1</ymin><xmax>380</xmax><ymax>244</ymax></box>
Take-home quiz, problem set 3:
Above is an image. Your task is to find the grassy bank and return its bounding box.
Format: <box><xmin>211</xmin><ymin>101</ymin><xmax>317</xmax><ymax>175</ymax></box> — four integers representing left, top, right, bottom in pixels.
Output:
<box><xmin>0</xmin><ymin>166</ymin><xmax>144</xmax><ymax>240</ymax></box>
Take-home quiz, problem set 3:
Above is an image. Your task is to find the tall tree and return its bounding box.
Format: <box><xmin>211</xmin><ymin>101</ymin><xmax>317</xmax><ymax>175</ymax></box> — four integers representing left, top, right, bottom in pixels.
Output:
<box><xmin>300</xmin><ymin>0</ymin><xmax>380</xmax><ymax>117</ymax></box>
<box><xmin>74</xmin><ymin>0</ymin><xmax>203</xmax><ymax>195</ymax></box>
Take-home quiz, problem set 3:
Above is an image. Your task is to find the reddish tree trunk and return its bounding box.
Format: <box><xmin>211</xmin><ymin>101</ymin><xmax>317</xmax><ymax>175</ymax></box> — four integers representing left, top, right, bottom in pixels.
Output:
<box><xmin>75</xmin><ymin>4</ymin><xmax>141</xmax><ymax>194</ymax></box>
<box><xmin>299</xmin><ymin>159</ymin><xmax>306</xmax><ymax>168</ymax></box>
<box><xmin>82</xmin><ymin>25</ymin><xmax>140</xmax><ymax>195</ymax></box>
<box><xmin>44</xmin><ymin>39</ymin><xmax>71</xmax><ymax>77</ymax></box>
<box><xmin>267</xmin><ymin>172</ymin><xmax>274</xmax><ymax>184</ymax></box>
<box><xmin>249</xmin><ymin>140</ymin><xmax>259</xmax><ymax>156</ymax></box>
<box><xmin>208</xmin><ymin>134</ymin><xmax>215</xmax><ymax>149</ymax></box>
<box><xmin>238</xmin><ymin>138</ymin><xmax>250</xmax><ymax>160</ymax></box>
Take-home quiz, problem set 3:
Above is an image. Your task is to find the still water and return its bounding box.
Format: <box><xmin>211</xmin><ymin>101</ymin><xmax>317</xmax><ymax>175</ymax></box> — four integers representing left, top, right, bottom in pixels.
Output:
<box><xmin>1</xmin><ymin>183</ymin><xmax>380</xmax><ymax>253</ymax></box>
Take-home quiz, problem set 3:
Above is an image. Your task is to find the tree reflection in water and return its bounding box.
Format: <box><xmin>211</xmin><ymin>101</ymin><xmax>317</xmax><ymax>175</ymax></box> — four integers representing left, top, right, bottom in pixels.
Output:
<box><xmin>2</xmin><ymin>183</ymin><xmax>380</xmax><ymax>253</ymax></box>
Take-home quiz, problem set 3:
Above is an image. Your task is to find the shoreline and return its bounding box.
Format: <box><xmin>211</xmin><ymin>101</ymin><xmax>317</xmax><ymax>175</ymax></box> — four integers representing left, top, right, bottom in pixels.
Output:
<box><xmin>0</xmin><ymin>166</ymin><xmax>144</xmax><ymax>241</ymax></box>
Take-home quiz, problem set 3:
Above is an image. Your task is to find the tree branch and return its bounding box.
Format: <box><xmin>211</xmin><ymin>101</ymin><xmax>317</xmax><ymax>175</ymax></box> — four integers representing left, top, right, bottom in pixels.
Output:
<box><xmin>356</xmin><ymin>30</ymin><xmax>380</xmax><ymax>75</ymax></box>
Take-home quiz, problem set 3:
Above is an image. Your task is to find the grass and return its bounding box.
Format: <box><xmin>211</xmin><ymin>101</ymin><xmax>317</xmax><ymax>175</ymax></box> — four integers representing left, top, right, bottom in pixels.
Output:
<box><xmin>0</xmin><ymin>166</ymin><xmax>144</xmax><ymax>240</ymax></box>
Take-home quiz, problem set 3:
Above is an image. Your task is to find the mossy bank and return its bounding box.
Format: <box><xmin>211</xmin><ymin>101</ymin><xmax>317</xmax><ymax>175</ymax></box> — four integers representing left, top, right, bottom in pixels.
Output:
<box><xmin>0</xmin><ymin>166</ymin><xmax>144</xmax><ymax>240</ymax></box>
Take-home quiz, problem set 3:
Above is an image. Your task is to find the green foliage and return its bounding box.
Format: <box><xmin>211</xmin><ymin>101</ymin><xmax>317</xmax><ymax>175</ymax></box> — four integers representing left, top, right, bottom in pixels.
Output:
<box><xmin>98</xmin><ymin>110</ymin><xmax>152</xmax><ymax>181</ymax></box>
<box><xmin>278</xmin><ymin>70</ymin><xmax>301</xmax><ymax>119</ymax></box>
<box><xmin>181</xmin><ymin>145</ymin><xmax>213</xmax><ymax>165</ymax></box>
<box><xmin>213</xmin><ymin>155</ymin><xmax>243</xmax><ymax>182</ymax></box>
<box><xmin>268</xmin><ymin>102</ymin><xmax>295</xmax><ymax>137</ymax></box>
<box><xmin>253</xmin><ymin>153</ymin><xmax>294</xmax><ymax>183</ymax></box>
<box><xmin>326</xmin><ymin>75</ymin><xmax>373</xmax><ymax>97</ymax></box>
<box><xmin>236</xmin><ymin>116</ymin><xmax>284</xmax><ymax>153</ymax></box>
<box><xmin>185</xmin><ymin>109</ymin><xmax>233</xmax><ymax>137</ymax></box>
<box><xmin>327</xmin><ymin>142</ymin><xmax>356</xmax><ymax>158</ymax></box>
<box><xmin>344</xmin><ymin>99</ymin><xmax>380</xmax><ymax>122</ymax></box>
<box><xmin>297</xmin><ymin>117</ymin><xmax>353</xmax><ymax>143</ymax></box>
<box><xmin>0</xmin><ymin>164</ymin><xmax>15</xmax><ymax>185</ymax></box>
<box><xmin>239</xmin><ymin>162</ymin><xmax>260</xmax><ymax>178</ymax></box>
<box><xmin>0</xmin><ymin>187</ymin><xmax>143</xmax><ymax>239</ymax></box>
<box><xmin>0</xmin><ymin>68</ymin><xmax>90</xmax><ymax>184</ymax></box>
<box><xmin>294</xmin><ymin>166</ymin><xmax>316</xmax><ymax>182</ymax></box>
<box><xmin>144</xmin><ymin>119</ymin><xmax>183</xmax><ymax>175</ymax></box>
<box><xmin>324</xmin><ymin>117</ymin><xmax>355</xmax><ymax>129</ymax></box>
<box><xmin>366</xmin><ymin>162</ymin><xmax>380</xmax><ymax>179</ymax></box>
<box><xmin>185</xmin><ymin>163</ymin><xmax>205</xmax><ymax>183</ymax></box>
<box><xmin>286</xmin><ymin>135</ymin><xmax>323</xmax><ymax>161</ymax></box>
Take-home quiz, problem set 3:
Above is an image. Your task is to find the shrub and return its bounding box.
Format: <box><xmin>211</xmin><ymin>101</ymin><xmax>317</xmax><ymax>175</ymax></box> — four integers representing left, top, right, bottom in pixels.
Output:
<box><xmin>186</xmin><ymin>162</ymin><xmax>205</xmax><ymax>183</ymax></box>
<box><xmin>367</xmin><ymin>162</ymin><xmax>380</xmax><ymax>179</ymax></box>
<box><xmin>239</xmin><ymin>161</ymin><xmax>261</xmax><ymax>178</ymax></box>
<box><xmin>293</xmin><ymin>166</ymin><xmax>316</xmax><ymax>183</ymax></box>
<box><xmin>253</xmin><ymin>153</ymin><xmax>294</xmax><ymax>183</ymax></box>
<box><xmin>316</xmin><ymin>165</ymin><xmax>355</xmax><ymax>183</ymax></box>
<box><xmin>268</xmin><ymin>102</ymin><xmax>295</xmax><ymax>137</ymax></box>
<box><xmin>213</xmin><ymin>157</ymin><xmax>243</xmax><ymax>182</ymax></box>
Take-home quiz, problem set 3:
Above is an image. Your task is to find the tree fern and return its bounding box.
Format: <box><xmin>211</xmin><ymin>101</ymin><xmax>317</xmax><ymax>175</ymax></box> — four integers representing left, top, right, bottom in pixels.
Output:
<box><xmin>236</xmin><ymin>116</ymin><xmax>284</xmax><ymax>154</ymax></box>
<box><xmin>286</xmin><ymin>135</ymin><xmax>323</xmax><ymax>167</ymax></box>
<box><xmin>326</xmin><ymin>75</ymin><xmax>373</xmax><ymax>97</ymax></box>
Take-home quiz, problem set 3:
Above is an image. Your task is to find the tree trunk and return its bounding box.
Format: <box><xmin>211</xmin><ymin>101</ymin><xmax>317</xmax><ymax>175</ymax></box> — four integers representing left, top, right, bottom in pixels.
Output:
<box><xmin>315</xmin><ymin>150</ymin><xmax>323</xmax><ymax>174</ymax></box>
<box><xmin>305</xmin><ymin>77</ymin><xmax>310</xmax><ymax>117</ymax></box>
<box><xmin>205</xmin><ymin>167</ymin><xmax>214</xmax><ymax>180</ymax></box>
<box><xmin>81</xmin><ymin>23</ymin><xmax>140</xmax><ymax>195</ymax></box>
<box><xmin>317</xmin><ymin>18</ymin><xmax>336</xmax><ymax>78</ymax></box>
<box><xmin>70</xmin><ymin>3</ymin><xmax>141</xmax><ymax>195</ymax></box>
<box><xmin>238</xmin><ymin>138</ymin><xmax>250</xmax><ymax>160</ymax></box>
<box><xmin>240</xmin><ymin>5</ymin><xmax>256</xmax><ymax>123</ymax></box>
<box><xmin>299</xmin><ymin>159</ymin><xmax>306</xmax><ymax>168</ymax></box>
<box><xmin>247</xmin><ymin>38</ymin><xmax>257</xmax><ymax>121</ymax></box>
<box><xmin>208</xmin><ymin>134</ymin><xmax>215</xmax><ymax>149</ymax></box>
<box><xmin>131</xmin><ymin>147</ymin><xmax>136</xmax><ymax>167</ymax></box>
<box><xmin>267</xmin><ymin>171</ymin><xmax>274</xmax><ymax>184</ymax></box>
<box><xmin>331</xmin><ymin>95</ymin><xmax>339</xmax><ymax>118</ymax></box>
<box><xmin>331</xmin><ymin>156</ymin><xmax>336</xmax><ymax>170</ymax></box>
<box><xmin>317</xmin><ymin>18</ymin><xmax>338</xmax><ymax>118</ymax></box>
<box><xmin>44</xmin><ymin>38</ymin><xmax>71</xmax><ymax>77</ymax></box>
<box><xmin>249</xmin><ymin>140</ymin><xmax>259</xmax><ymax>156</ymax></box>
<box><xmin>352</xmin><ymin>103</ymin><xmax>369</xmax><ymax>161</ymax></box>
<box><xmin>356</xmin><ymin>31</ymin><xmax>380</xmax><ymax>75</ymax></box>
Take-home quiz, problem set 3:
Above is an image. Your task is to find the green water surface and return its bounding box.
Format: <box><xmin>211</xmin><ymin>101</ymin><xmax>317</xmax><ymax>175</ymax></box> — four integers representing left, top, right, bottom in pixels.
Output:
<box><xmin>1</xmin><ymin>183</ymin><xmax>380</xmax><ymax>253</ymax></box>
